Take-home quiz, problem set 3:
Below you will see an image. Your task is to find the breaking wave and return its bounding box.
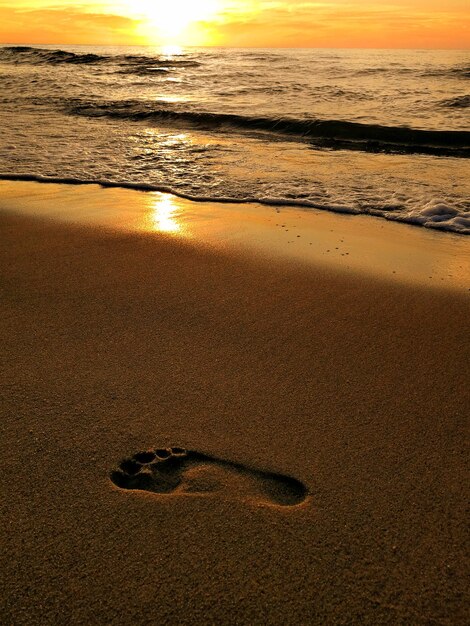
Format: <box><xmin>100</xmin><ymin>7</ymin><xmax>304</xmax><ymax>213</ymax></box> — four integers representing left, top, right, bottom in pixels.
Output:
<box><xmin>67</xmin><ymin>100</ymin><xmax>470</xmax><ymax>157</ymax></box>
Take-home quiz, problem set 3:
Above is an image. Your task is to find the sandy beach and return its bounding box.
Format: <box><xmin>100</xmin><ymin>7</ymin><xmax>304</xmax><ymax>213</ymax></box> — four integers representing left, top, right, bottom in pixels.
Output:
<box><xmin>1</xmin><ymin>181</ymin><xmax>469</xmax><ymax>624</ymax></box>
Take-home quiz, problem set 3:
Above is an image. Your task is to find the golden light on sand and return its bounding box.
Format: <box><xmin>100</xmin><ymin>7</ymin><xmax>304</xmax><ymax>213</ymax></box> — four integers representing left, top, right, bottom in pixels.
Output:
<box><xmin>131</xmin><ymin>0</ymin><xmax>220</xmax><ymax>45</ymax></box>
<box><xmin>150</xmin><ymin>194</ymin><xmax>181</xmax><ymax>233</ymax></box>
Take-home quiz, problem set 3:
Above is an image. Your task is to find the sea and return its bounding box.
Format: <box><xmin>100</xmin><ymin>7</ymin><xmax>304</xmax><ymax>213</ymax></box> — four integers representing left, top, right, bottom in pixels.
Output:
<box><xmin>0</xmin><ymin>45</ymin><xmax>469</xmax><ymax>234</ymax></box>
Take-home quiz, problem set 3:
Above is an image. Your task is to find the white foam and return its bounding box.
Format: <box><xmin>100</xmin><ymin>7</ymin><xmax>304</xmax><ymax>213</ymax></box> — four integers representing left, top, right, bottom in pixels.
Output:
<box><xmin>0</xmin><ymin>174</ymin><xmax>469</xmax><ymax>235</ymax></box>
<box><xmin>406</xmin><ymin>199</ymin><xmax>470</xmax><ymax>234</ymax></box>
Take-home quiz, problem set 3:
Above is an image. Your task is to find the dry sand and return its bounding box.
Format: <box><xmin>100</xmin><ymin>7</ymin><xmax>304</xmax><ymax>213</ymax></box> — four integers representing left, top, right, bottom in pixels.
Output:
<box><xmin>1</xmin><ymin>182</ymin><xmax>469</xmax><ymax>625</ymax></box>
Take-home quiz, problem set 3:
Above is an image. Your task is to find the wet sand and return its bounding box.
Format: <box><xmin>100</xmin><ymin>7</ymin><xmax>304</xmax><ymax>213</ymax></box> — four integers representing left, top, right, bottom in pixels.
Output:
<box><xmin>1</xmin><ymin>182</ymin><xmax>469</xmax><ymax>624</ymax></box>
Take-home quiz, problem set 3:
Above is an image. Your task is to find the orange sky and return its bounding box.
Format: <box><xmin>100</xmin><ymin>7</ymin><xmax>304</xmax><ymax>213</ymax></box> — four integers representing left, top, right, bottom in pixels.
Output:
<box><xmin>0</xmin><ymin>0</ymin><xmax>468</xmax><ymax>48</ymax></box>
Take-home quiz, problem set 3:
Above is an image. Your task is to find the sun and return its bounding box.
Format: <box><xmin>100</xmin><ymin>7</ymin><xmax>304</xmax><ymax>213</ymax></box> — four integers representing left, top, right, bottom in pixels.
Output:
<box><xmin>131</xmin><ymin>0</ymin><xmax>220</xmax><ymax>45</ymax></box>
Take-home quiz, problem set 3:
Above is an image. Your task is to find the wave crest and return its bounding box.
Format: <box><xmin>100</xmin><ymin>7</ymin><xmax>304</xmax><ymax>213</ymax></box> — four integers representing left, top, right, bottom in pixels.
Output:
<box><xmin>439</xmin><ymin>95</ymin><xmax>470</xmax><ymax>109</ymax></box>
<box><xmin>66</xmin><ymin>100</ymin><xmax>470</xmax><ymax>157</ymax></box>
<box><xmin>0</xmin><ymin>46</ymin><xmax>104</xmax><ymax>65</ymax></box>
<box><xmin>424</xmin><ymin>66</ymin><xmax>470</xmax><ymax>79</ymax></box>
<box><xmin>0</xmin><ymin>46</ymin><xmax>202</xmax><ymax>72</ymax></box>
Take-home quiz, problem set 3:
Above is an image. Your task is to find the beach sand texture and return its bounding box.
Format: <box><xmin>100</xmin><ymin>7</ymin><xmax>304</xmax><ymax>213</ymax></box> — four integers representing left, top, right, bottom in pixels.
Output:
<box><xmin>1</xmin><ymin>185</ymin><xmax>469</xmax><ymax>624</ymax></box>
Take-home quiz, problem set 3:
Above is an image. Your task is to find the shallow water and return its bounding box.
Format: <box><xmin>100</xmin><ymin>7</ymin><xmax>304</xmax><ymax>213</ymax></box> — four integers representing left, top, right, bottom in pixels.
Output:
<box><xmin>0</xmin><ymin>45</ymin><xmax>469</xmax><ymax>233</ymax></box>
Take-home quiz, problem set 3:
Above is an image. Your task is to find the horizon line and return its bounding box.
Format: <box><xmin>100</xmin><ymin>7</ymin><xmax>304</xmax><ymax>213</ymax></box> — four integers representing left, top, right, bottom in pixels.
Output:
<box><xmin>1</xmin><ymin>41</ymin><xmax>469</xmax><ymax>51</ymax></box>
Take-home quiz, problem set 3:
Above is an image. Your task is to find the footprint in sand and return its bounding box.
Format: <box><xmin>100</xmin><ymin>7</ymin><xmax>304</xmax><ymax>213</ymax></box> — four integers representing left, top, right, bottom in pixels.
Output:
<box><xmin>110</xmin><ymin>447</ymin><xmax>308</xmax><ymax>507</ymax></box>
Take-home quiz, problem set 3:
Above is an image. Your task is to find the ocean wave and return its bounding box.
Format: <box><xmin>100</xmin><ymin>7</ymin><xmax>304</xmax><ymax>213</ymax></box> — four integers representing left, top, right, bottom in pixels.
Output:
<box><xmin>66</xmin><ymin>100</ymin><xmax>470</xmax><ymax>157</ymax></box>
<box><xmin>354</xmin><ymin>65</ymin><xmax>470</xmax><ymax>80</ymax></box>
<box><xmin>117</xmin><ymin>66</ymin><xmax>174</xmax><ymax>76</ymax></box>
<box><xmin>239</xmin><ymin>53</ymin><xmax>287</xmax><ymax>62</ymax></box>
<box><xmin>0</xmin><ymin>46</ymin><xmax>202</xmax><ymax>71</ymax></box>
<box><xmin>0</xmin><ymin>46</ymin><xmax>104</xmax><ymax>65</ymax></box>
<box><xmin>326</xmin><ymin>65</ymin><xmax>469</xmax><ymax>81</ymax></box>
<box><xmin>448</xmin><ymin>66</ymin><xmax>470</xmax><ymax>79</ymax></box>
<box><xmin>424</xmin><ymin>66</ymin><xmax>470</xmax><ymax>79</ymax></box>
<box><xmin>354</xmin><ymin>67</ymin><xmax>396</xmax><ymax>75</ymax></box>
<box><xmin>116</xmin><ymin>57</ymin><xmax>201</xmax><ymax>69</ymax></box>
<box><xmin>439</xmin><ymin>95</ymin><xmax>470</xmax><ymax>108</ymax></box>
<box><xmin>1</xmin><ymin>173</ymin><xmax>468</xmax><ymax>235</ymax></box>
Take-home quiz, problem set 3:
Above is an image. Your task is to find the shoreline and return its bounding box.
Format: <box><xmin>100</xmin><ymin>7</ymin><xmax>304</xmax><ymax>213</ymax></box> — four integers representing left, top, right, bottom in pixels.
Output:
<box><xmin>1</xmin><ymin>179</ymin><xmax>469</xmax><ymax>293</ymax></box>
<box><xmin>1</xmin><ymin>184</ymin><xmax>469</xmax><ymax>623</ymax></box>
<box><xmin>1</xmin><ymin>172</ymin><xmax>469</xmax><ymax>236</ymax></box>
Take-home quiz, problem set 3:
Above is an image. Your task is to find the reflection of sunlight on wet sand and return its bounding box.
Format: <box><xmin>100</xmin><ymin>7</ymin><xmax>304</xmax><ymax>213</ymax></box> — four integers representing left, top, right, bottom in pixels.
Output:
<box><xmin>149</xmin><ymin>194</ymin><xmax>183</xmax><ymax>234</ymax></box>
<box><xmin>0</xmin><ymin>180</ymin><xmax>468</xmax><ymax>293</ymax></box>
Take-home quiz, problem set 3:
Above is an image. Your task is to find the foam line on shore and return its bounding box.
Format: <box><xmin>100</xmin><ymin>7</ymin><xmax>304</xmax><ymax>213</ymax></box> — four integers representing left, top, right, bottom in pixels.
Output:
<box><xmin>0</xmin><ymin>173</ymin><xmax>468</xmax><ymax>235</ymax></box>
<box><xmin>1</xmin><ymin>178</ymin><xmax>469</xmax><ymax>294</ymax></box>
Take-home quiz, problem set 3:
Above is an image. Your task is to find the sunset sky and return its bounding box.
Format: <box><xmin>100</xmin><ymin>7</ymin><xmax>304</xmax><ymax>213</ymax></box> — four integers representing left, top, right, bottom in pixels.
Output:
<box><xmin>0</xmin><ymin>0</ymin><xmax>468</xmax><ymax>48</ymax></box>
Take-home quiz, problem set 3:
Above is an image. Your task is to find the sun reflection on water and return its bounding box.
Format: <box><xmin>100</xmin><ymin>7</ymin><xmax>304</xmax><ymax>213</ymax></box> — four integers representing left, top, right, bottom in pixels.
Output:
<box><xmin>150</xmin><ymin>194</ymin><xmax>182</xmax><ymax>233</ymax></box>
<box><xmin>161</xmin><ymin>45</ymin><xmax>183</xmax><ymax>57</ymax></box>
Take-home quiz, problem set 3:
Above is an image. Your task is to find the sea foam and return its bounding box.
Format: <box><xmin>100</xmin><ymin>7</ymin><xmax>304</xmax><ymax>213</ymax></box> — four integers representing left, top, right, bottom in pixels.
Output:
<box><xmin>1</xmin><ymin>174</ymin><xmax>468</xmax><ymax>235</ymax></box>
